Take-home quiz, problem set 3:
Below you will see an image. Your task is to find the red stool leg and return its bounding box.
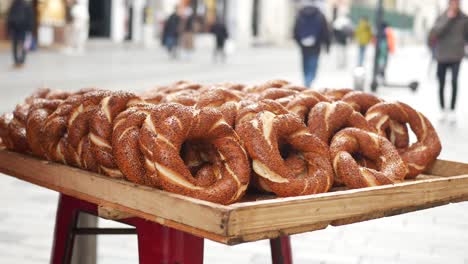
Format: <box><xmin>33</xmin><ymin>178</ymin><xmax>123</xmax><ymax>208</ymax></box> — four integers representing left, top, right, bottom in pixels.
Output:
<box><xmin>270</xmin><ymin>236</ymin><xmax>293</xmax><ymax>264</ymax></box>
<box><xmin>129</xmin><ymin>218</ymin><xmax>204</xmax><ymax>264</ymax></box>
<box><xmin>50</xmin><ymin>194</ymin><xmax>80</xmax><ymax>264</ymax></box>
<box><xmin>132</xmin><ymin>218</ymin><xmax>168</xmax><ymax>264</ymax></box>
<box><xmin>168</xmin><ymin>228</ymin><xmax>204</xmax><ymax>264</ymax></box>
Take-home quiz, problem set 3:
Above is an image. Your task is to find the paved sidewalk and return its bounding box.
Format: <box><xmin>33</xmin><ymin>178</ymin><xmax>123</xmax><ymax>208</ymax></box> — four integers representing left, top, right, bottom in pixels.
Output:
<box><xmin>0</xmin><ymin>41</ymin><xmax>467</xmax><ymax>263</ymax></box>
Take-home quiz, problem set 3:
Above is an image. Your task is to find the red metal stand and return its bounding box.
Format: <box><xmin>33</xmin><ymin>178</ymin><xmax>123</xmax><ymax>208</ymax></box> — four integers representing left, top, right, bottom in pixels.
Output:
<box><xmin>270</xmin><ymin>236</ymin><xmax>293</xmax><ymax>264</ymax></box>
<box><xmin>50</xmin><ymin>194</ymin><xmax>292</xmax><ymax>264</ymax></box>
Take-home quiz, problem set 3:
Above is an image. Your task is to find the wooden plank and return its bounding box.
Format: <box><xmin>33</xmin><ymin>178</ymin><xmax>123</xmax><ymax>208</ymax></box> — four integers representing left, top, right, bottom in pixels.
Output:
<box><xmin>425</xmin><ymin>159</ymin><xmax>468</xmax><ymax>177</ymax></box>
<box><xmin>226</xmin><ymin>174</ymin><xmax>468</xmax><ymax>237</ymax></box>
<box><xmin>0</xmin><ymin>150</ymin><xmax>231</xmax><ymax>243</ymax></box>
<box><xmin>98</xmin><ymin>206</ymin><xmax>134</xmax><ymax>220</ymax></box>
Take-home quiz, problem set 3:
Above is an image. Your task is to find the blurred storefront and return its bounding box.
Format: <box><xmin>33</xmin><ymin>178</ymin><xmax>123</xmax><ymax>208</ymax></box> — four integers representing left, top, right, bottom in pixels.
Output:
<box><xmin>0</xmin><ymin>0</ymin><xmax>14</xmax><ymax>40</ymax></box>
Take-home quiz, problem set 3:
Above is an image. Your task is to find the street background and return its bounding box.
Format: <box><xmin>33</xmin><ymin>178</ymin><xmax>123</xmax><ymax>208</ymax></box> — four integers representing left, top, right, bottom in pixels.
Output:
<box><xmin>0</xmin><ymin>38</ymin><xmax>468</xmax><ymax>263</ymax></box>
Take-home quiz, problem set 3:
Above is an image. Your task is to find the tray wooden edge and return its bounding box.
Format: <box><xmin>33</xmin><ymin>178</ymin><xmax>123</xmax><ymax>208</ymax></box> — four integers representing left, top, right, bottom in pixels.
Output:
<box><xmin>223</xmin><ymin>195</ymin><xmax>468</xmax><ymax>245</ymax></box>
<box><xmin>223</xmin><ymin>159</ymin><xmax>468</xmax><ymax>241</ymax></box>
<box><xmin>0</xmin><ymin>149</ymin><xmax>233</xmax><ymax>244</ymax></box>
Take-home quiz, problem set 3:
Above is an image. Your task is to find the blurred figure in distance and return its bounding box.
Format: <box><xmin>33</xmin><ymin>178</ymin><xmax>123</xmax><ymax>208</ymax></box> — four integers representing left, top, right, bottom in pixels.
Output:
<box><xmin>211</xmin><ymin>18</ymin><xmax>229</xmax><ymax>63</ymax></box>
<box><xmin>70</xmin><ymin>0</ymin><xmax>89</xmax><ymax>54</ymax></box>
<box><xmin>294</xmin><ymin>5</ymin><xmax>331</xmax><ymax>88</ymax></box>
<box><xmin>375</xmin><ymin>22</ymin><xmax>395</xmax><ymax>83</ymax></box>
<box><xmin>332</xmin><ymin>13</ymin><xmax>354</xmax><ymax>69</ymax></box>
<box><xmin>354</xmin><ymin>16</ymin><xmax>373</xmax><ymax>67</ymax></box>
<box><xmin>7</xmin><ymin>0</ymin><xmax>34</xmax><ymax>68</ymax></box>
<box><xmin>162</xmin><ymin>7</ymin><xmax>181</xmax><ymax>59</ymax></box>
<box><xmin>429</xmin><ymin>0</ymin><xmax>468</xmax><ymax>123</ymax></box>
<box><xmin>181</xmin><ymin>8</ymin><xmax>196</xmax><ymax>60</ymax></box>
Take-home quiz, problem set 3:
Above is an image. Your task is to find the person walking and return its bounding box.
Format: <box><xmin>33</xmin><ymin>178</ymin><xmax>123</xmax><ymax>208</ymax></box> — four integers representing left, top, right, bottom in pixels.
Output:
<box><xmin>332</xmin><ymin>14</ymin><xmax>353</xmax><ymax>69</ymax></box>
<box><xmin>181</xmin><ymin>10</ymin><xmax>196</xmax><ymax>60</ymax></box>
<box><xmin>376</xmin><ymin>22</ymin><xmax>395</xmax><ymax>82</ymax></box>
<box><xmin>211</xmin><ymin>19</ymin><xmax>229</xmax><ymax>63</ymax></box>
<box><xmin>354</xmin><ymin>16</ymin><xmax>373</xmax><ymax>67</ymax></box>
<box><xmin>429</xmin><ymin>0</ymin><xmax>468</xmax><ymax>123</ymax></box>
<box><xmin>70</xmin><ymin>0</ymin><xmax>89</xmax><ymax>54</ymax></box>
<box><xmin>294</xmin><ymin>5</ymin><xmax>330</xmax><ymax>88</ymax></box>
<box><xmin>162</xmin><ymin>9</ymin><xmax>181</xmax><ymax>59</ymax></box>
<box><xmin>6</xmin><ymin>0</ymin><xmax>34</xmax><ymax>68</ymax></box>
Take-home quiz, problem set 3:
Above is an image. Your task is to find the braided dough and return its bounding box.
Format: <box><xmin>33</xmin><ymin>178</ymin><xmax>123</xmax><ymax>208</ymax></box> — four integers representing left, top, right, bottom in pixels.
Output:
<box><xmin>0</xmin><ymin>83</ymin><xmax>444</xmax><ymax>204</ymax></box>
<box><xmin>140</xmin><ymin>104</ymin><xmax>250</xmax><ymax>204</ymax></box>
<box><xmin>330</xmin><ymin>128</ymin><xmax>408</xmax><ymax>188</ymax></box>
<box><xmin>237</xmin><ymin>110</ymin><xmax>334</xmax><ymax>196</ymax></box>
<box><xmin>366</xmin><ymin>102</ymin><xmax>442</xmax><ymax>178</ymax></box>
<box><xmin>90</xmin><ymin>92</ymin><xmax>142</xmax><ymax>177</ymax></box>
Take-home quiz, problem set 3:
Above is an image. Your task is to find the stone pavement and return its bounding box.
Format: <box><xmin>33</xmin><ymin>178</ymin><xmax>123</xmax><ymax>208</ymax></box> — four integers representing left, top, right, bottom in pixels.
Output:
<box><xmin>1</xmin><ymin>40</ymin><xmax>468</xmax><ymax>264</ymax></box>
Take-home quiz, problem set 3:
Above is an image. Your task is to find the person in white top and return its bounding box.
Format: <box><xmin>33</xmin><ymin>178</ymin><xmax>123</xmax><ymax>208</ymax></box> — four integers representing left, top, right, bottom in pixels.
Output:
<box><xmin>70</xmin><ymin>0</ymin><xmax>89</xmax><ymax>53</ymax></box>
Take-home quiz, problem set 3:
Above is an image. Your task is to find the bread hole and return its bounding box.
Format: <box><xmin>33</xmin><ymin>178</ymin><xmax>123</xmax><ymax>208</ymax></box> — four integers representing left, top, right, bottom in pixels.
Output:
<box><xmin>180</xmin><ymin>140</ymin><xmax>217</xmax><ymax>187</ymax></box>
<box><xmin>353</xmin><ymin>152</ymin><xmax>381</xmax><ymax>171</ymax></box>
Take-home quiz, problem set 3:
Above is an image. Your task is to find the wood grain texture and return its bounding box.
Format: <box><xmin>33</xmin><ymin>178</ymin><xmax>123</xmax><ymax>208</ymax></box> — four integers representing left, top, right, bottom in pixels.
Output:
<box><xmin>1</xmin><ymin>149</ymin><xmax>468</xmax><ymax>245</ymax></box>
<box><xmin>226</xmin><ymin>175</ymin><xmax>468</xmax><ymax>238</ymax></box>
<box><xmin>0</xmin><ymin>150</ymin><xmax>231</xmax><ymax>241</ymax></box>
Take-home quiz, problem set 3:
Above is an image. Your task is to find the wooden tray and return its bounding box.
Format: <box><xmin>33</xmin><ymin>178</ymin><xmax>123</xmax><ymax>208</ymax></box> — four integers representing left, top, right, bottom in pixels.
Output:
<box><xmin>1</xmin><ymin>148</ymin><xmax>468</xmax><ymax>245</ymax></box>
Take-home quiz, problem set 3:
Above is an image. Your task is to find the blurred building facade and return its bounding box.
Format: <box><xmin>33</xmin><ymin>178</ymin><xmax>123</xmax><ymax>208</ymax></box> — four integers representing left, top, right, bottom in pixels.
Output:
<box><xmin>1</xmin><ymin>0</ymin><xmax>466</xmax><ymax>47</ymax></box>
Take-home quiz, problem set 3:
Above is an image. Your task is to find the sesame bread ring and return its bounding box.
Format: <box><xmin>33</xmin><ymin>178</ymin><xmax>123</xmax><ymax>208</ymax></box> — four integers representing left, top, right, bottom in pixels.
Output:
<box><xmin>330</xmin><ymin>128</ymin><xmax>408</xmax><ymax>188</ymax></box>
<box><xmin>0</xmin><ymin>113</ymin><xmax>15</xmax><ymax>150</ymax></box>
<box><xmin>195</xmin><ymin>88</ymin><xmax>242</xmax><ymax>126</ymax></box>
<box><xmin>41</xmin><ymin>89</ymin><xmax>104</xmax><ymax>166</ymax></box>
<box><xmin>308</xmin><ymin>101</ymin><xmax>375</xmax><ymax>144</ymax></box>
<box><xmin>235</xmin><ymin>99</ymin><xmax>289</xmax><ymax>127</ymax></box>
<box><xmin>341</xmin><ymin>91</ymin><xmax>409</xmax><ymax>148</ymax></box>
<box><xmin>366</xmin><ymin>102</ymin><xmax>442</xmax><ymax>178</ymax></box>
<box><xmin>112</xmin><ymin>103</ymin><xmax>160</xmax><ymax>186</ymax></box>
<box><xmin>243</xmin><ymin>79</ymin><xmax>290</xmax><ymax>93</ymax></box>
<box><xmin>26</xmin><ymin>99</ymin><xmax>65</xmax><ymax>158</ymax></box>
<box><xmin>237</xmin><ymin>111</ymin><xmax>334</xmax><ymax>197</ymax></box>
<box><xmin>143</xmin><ymin>104</ymin><xmax>250</xmax><ymax>204</ymax></box>
<box><xmin>89</xmin><ymin>92</ymin><xmax>142</xmax><ymax>177</ymax></box>
<box><xmin>285</xmin><ymin>90</ymin><xmax>330</xmax><ymax>122</ymax></box>
<box><xmin>320</xmin><ymin>88</ymin><xmax>354</xmax><ymax>101</ymax></box>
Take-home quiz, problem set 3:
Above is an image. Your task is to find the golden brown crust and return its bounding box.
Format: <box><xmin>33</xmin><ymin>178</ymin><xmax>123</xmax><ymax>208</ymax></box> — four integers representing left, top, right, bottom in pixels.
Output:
<box><xmin>308</xmin><ymin>101</ymin><xmax>375</xmax><ymax>144</ymax></box>
<box><xmin>41</xmin><ymin>90</ymin><xmax>105</xmax><ymax>168</ymax></box>
<box><xmin>366</xmin><ymin>102</ymin><xmax>442</xmax><ymax>178</ymax></box>
<box><xmin>235</xmin><ymin>100</ymin><xmax>289</xmax><ymax>127</ymax></box>
<box><xmin>0</xmin><ymin>81</ymin><xmax>444</xmax><ymax>204</ymax></box>
<box><xmin>237</xmin><ymin>111</ymin><xmax>334</xmax><ymax>197</ymax></box>
<box><xmin>195</xmin><ymin>88</ymin><xmax>242</xmax><ymax>126</ymax></box>
<box><xmin>320</xmin><ymin>88</ymin><xmax>354</xmax><ymax>101</ymax></box>
<box><xmin>285</xmin><ymin>90</ymin><xmax>330</xmax><ymax>122</ymax></box>
<box><xmin>89</xmin><ymin>92</ymin><xmax>142</xmax><ymax>177</ymax></box>
<box><xmin>139</xmin><ymin>104</ymin><xmax>250</xmax><ymax>204</ymax></box>
<box><xmin>330</xmin><ymin>128</ymin><xmax>408</xmax><ymax>188</ymax></box>
<box><xmin>26</xmin><ymin>99</ymin><xmax>65</xmax><ymax>158</ymax></box>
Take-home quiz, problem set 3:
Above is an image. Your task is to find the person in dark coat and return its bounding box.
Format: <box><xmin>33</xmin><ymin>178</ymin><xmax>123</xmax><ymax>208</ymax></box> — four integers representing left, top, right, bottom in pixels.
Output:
<box><xmin>7</xmin><ymin>0</ymin><xmax>34</xmax><ymax>68</ymax></box>
<box><xmin>294</xmin><ymin>5</ymin><xmax>331</xmax><ymax>87</ymax></box>
<box><xmin>429</xmin><ymin>0</ymin><xmax>468</xmax><ymax>123</ymax></box>
<box><xmin>162</xmin><ymin>10</ymin><xmax>181</xmax><ymax>59</ymax></box>
<box><xmin>211</xmin><ymin>19</ymin><xmax>229</xmax><ymax>63</ymax></box>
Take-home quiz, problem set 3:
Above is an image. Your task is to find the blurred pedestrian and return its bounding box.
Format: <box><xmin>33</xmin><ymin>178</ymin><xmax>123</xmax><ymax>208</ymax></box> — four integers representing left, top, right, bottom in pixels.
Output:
<box><xmin>181</xmin><ymin>9</ymin><xmax>196</xmax><ymax>60</ymax></box>
<box><xmin>429</xmin><ymin>0</ymin><xmax>468</xmax><ymax>123</ymax></box>
<box><xmin>332</xmin><ymin>14</ymin><xmax>353</xmax><ymax>69</ymax></box>
<box><xmin>294</xmin><ymin>5</ymin><xmax>330</xmax><ymax>88</ymax></box>
<box><xmin>63</xmin><ymin>0</ymin><xmax>75</xmax><ymax>54</ymax></box>
<box><xmin>211</xmin><ymin>18</ymin><xmax>229</xmax><ymax>63</ymax></box>
<box><xmin>162</xmin><ymin>8</ymin><xmax>181</xmax><ymax>59</ymax></box>
<box><xmin>6</xmin><ymin>0</ymin><xmax>34</xmax><ymax>68</ymax></box>
<box><xmin>354</xmin><ymin>16</ymin><xmax>373</xmax><ymax>67</ymax></box>
<box><xmin>375</xmin><ymin>22</ymin><xmax>395</xmax><ymax>82</ymax></box>
<box><xmin>70</xmin><ymin>0</ymin><xmax>89</xmax><ymax>54</ymax></box>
